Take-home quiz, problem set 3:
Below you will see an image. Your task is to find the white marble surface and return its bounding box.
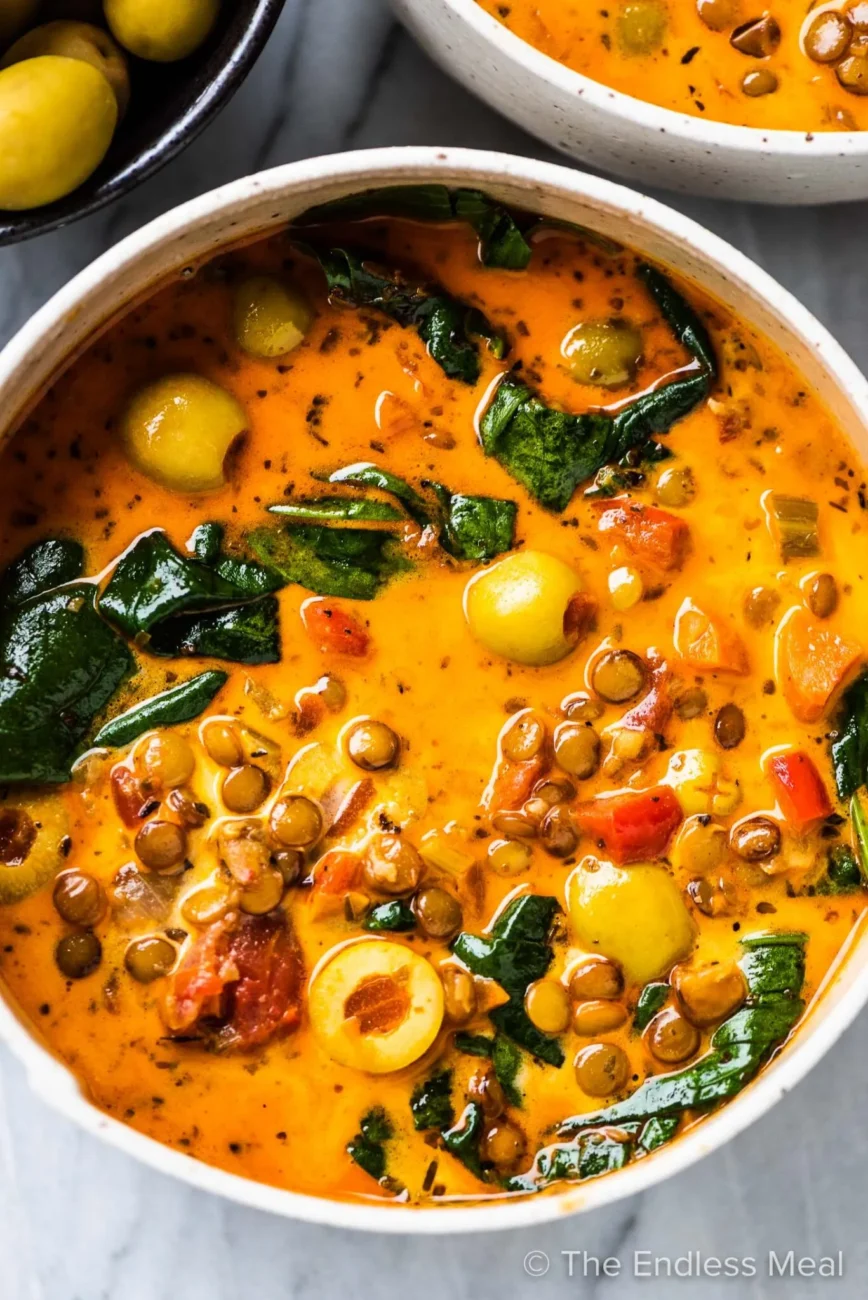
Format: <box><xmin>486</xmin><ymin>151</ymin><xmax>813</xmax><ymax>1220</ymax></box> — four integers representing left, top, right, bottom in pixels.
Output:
<box><xmin>2</xmin><ymin>3</ymin><xmax>868</xmax><ymax>1297</ymax></box>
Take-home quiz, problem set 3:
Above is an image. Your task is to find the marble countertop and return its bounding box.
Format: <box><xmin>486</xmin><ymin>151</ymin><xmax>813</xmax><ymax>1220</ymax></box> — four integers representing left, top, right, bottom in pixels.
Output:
<box><xmin>2</xmin><ymin>3</ymin><xmax>868</xmax><ymax>1297</ymax></box>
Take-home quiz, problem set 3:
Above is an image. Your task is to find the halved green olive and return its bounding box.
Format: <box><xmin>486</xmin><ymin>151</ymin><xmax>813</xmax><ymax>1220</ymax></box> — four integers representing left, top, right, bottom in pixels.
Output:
<box><xmin>562</xmin><ymin>319</ymin><xmax>643</xmax><ymax>388</ymax></box>
<box><xmin>0</xmin><ymin>791</ymin><xmax>69</xmax><ymax>905</ymax></box>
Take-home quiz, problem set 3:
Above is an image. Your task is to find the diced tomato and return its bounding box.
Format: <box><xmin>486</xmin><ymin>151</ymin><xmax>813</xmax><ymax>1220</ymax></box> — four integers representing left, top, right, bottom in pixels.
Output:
<box><xmin>594</xmin><ymin>500</ymin><xmax>690</xmax><ymax>572</ymax></box>
<box><xmin>767</xmin><ymin>750</ymin><xmax>832</xmax><ymax>832</ymax></box>
<box><xmin>110</xmin><ymin>764</ymin><xmax>153</xmax><ymax>827</ymax></box>
<box><xmin>674</xmin><ymin>598</ymin><xmax>749</xmax><ymax>675</ymax></box>
<box><xmin>311</xmin><ymin>849</ymin><xmax>364</xmax><ymax>895</ymax></box>
<box><xmin>619</xmin><ymin>652</ymin><xmax>672</xmax><ymax>735</ymax></box>
<box><xmin>484</xmin><ymin>752</ymin><xmax>549</xmax><ymax>814</ymax></box>
<box><xmin>165</xmin><ymin>921</ymin><xmax>238</xmax><ymax>1033</ymax></box>
<box><xmin>575</xmin><ymin>785</ymin><xmax>683</xmax><ymax>864</ymax></box>
<box><xmin>165</xmin><ymin>913</ymin><xmax>304</xmax><ymax>1051</ymax></box>
<box><xmin>223</xmin><ymin>913</ymin><xmax>304</xmax><ymax>1050</ymax></box>
<box><xmin>301</xmin><ymin>598</ymin><xmax>370</xmax><ymax>657</ymax></box>
<box><xmin>776</xmin><ymin>606</ymin><xmax>861</xmax><ymax>724</ymax></box>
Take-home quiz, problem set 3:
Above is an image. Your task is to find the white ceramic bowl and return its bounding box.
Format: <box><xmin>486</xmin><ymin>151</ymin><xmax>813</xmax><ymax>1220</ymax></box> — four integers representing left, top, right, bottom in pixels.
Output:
<box><xmin>393</xmin><ymin>0</ymin><xmax>868</xmax><ymax>204</ymax></box>
<box><xmin>2</xmin><ymin>147</ymin><xmax>868</xmax><ymax>1231</ymax></box>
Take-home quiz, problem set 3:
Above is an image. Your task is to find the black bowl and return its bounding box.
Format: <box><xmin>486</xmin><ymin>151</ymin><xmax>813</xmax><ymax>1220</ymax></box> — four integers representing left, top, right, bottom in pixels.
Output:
<box><xmin>0</xmin><ymin>0</ymin><xmax>285</xmax><ymax>247</ymax></box>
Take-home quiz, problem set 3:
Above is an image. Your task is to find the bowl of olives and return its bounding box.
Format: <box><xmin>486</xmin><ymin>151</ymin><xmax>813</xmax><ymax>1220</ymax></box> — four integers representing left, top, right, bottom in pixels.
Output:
<box><xmin>393</xmin><ymin>0</ymin><xmax>868</xmax><ymax>204</ymax></box>
<box><xmin>0</xmin><ymin>0</ymin><xmax>286</xmax><ymax>244</ymax></box>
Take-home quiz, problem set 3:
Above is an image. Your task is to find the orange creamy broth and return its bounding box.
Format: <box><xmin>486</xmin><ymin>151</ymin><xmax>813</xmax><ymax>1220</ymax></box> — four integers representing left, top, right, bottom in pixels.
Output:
<box><xmin>476</xmin><ymin>0</ymin><xmax>868</xmax><ymax>131</ymax></box>
<box><xmin>0</xmin><ymin>212</ymin><xmax>865</xmax><ymax>1206</ymax></box>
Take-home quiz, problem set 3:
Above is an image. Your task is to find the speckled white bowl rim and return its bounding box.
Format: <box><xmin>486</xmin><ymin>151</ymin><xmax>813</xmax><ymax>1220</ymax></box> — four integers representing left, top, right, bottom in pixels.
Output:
<box><xmin>417</xmin><ymin>0</ymin><xmax>868</xmax><ymax>158</ymax></box>
<box><xmin>1</xmin><ymin>146</ymin><xmax>867</xmax><ymax>1234</ymax></box>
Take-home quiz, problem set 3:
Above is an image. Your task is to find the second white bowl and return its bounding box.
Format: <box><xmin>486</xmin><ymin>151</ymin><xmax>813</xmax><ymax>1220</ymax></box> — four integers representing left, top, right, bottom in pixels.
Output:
<box><xmin>393</xmin><ymin>0</ymin><xmax>868</xmax><ymax>204</ymax></box>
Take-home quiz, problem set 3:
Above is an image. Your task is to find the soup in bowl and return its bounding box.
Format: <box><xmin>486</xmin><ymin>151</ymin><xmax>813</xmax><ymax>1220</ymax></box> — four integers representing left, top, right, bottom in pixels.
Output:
<box><xmin>393</xmin><ymin>1</ymin><xmax>868</xmax><ymax>203</ymax></box>
<box><xmin>1</xmin><ymin>150</ymin><xmax>867</xmax><ymax>1228</ymax></box>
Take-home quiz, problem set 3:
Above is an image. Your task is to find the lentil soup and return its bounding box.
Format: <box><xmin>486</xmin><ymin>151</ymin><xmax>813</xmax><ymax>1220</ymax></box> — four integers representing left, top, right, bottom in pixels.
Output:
<box><xmin>1</xmin><ymin>188</ymin><xmax>866</xmax><ymax>1207</ymax></box>
<box><xmin>476</xmin><ymin>1</ymin><xmax>868</xmax><ymax>131</ymax></box>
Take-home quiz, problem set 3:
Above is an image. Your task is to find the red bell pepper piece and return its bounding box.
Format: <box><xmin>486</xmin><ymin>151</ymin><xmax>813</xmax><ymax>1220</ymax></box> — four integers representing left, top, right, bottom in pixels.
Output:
<box><xmin>575</xmin><ymin>785</ymin><xmax>682</xmax><ymax>864</ymax></box>
<box><xmin>767</xmin><ymin>750</ymin><xmax>832</xmax><ymax>831</ymax></box>
<box><xmin>594</xmin><ymin>500</ymin><xmax>690</xmax><ymax>572</ymax></box>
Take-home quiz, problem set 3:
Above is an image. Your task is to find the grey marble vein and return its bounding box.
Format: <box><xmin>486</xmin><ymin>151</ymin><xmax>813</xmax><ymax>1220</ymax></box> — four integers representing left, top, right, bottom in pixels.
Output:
<box><xmin>2</xmin><ymin>1</ymin><xmax>868</xmax><ymax>1296</ymax></box>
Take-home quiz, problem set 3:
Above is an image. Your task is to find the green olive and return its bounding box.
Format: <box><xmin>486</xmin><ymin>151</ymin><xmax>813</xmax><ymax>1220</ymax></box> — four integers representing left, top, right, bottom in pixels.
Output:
<box><xmin>53</xmin><ymin>870</ymin><xmax>105</xmax><ymax>926</ymax></box>
<box><xmin>618</xmin><ymin>1</ymin><xmax>668</xmax><ymax>54</ymax></box>
<box><xmin>233</xmin><ymin>275</ymin><xmax>313</xmax><ymax>358</ymax></box>
<box><xmin>55</xmin><ymin>930</ymin><xmax>102</xmax><ymax>979</ymax></box>
<box><xmin>0</xmin><ymin>791</ymin><xmax>69</xmax><ymax>905</ymax></box>
<box><xmin>104</xmin><ymin>0</ymin><xmax>219</xmax><ymax>62</ymax></box>
<box><xmin>567</xmin><ymin>859</ymin><xmax>694</xmax><ymax>985</ymax></box>
<box><xmin>120</xmin><ymin>374</ymin><xmax>247</xmax><ymax>493</ymax></box>
<box><xmin>562</xmin><ymin>319</ymin><xmax>643</xmax><ymax>388</ymax></box>
<box><xmin>346</xmin><ymin>719</ymin><xmax>400</xmax><ymax>771</ymax></box>
<box><xmin>0</xmin><ymin>57</ymin><xmax>117</xmax><ymax>210</ymax></box>
<box><xmin>2</xmin><ymin>23</ymin><xmax>131</xmax><ymax>116</ymax></box>
<box><xmin>465</xmin><ymin>551</ymin><xmax>588</xmax><ymax>667</ymax></box>
<box><xmin>125</xmin><ymin>935</ymin><xmax>176</xmax><ymax>983</ymax></box>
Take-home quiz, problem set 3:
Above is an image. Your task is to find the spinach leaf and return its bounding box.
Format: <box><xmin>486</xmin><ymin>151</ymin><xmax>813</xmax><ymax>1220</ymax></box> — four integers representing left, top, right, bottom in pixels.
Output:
<box><xmin>636</xmin><ymin>1114</ymin><xmax>680</xmax><ymax>1155</ymax></box>
<box><xmin>814</xmin><ymin>843</ymin><xmax>864</xmax><ymax>895</ymax></box>
<box><xmin>453</xmin><ymin>1031</ymin><xmax>524</xmax><ymax>1103</ymax></box>
<box><xmin>504</xmin><ymin>1129</ymin><xmax>633</xmax><ymax>1194</ymax></box>
<box><xmin>633</xmin><ymin>982</ymin><xmax>670</xmax><ymax>1033</ymax></box>
<box><xmin>364</xmin><ymin>899</ymin><xmax>416</xmax><ymax>932</ymax></box>
<box><xmin>0</xmin><ymin>583</ymin><xmax>133</xmax><ymax>784</ymax></box>
<box><xmin>92</xmin><ymin>670</ymin><xmax>228</xmax><ymax>748</ymax></box>
<box><xmin>312</xmin><ymin>247</ymin><xmax>505</xmax><ymax>384</ymax></box>
<box><xmin>454</xmin><ymin>1032</ymin><xmax>496</xmax><ymax>1058</ymax></box>
<box><xmin>410</xmin><ymin>1070</ymin><xmax>455</xmax><ymax>1131</ymax></box>
<box><xmin>429</xmin><ymin>485</ymin><xmax>517</xmax><ymax>562</ymax></box>
<box><xmin>452</xmin><ymin>894</ymin><xmax>564</xmax><ymax>1067</ymax></box>
<box><xmin>452</xmin><ymin>189</ymin><xmax>532</xmax><ymax>269</ymax></box>
<box><xmin>269</xmin><ymin>497</ymin><xmax>405</xmax><ymax>525</ymax></box>
<box><xmin>557</xmin><ymin>932</ymin><xmax>806</xmax><ymax>1139</ymax></box>
<box><xmin>299</xmin><ymin>184</ymin><xmax>532</xmax><ymax>270</ymax></box>
<box><xmin>187</xmin><ymin>523</ymin><xmax>223</xmax><ymax>565</ymax></box>
<box><xmin>441</xmin><ymin>1102</ymin><xmax>487</xmax><ymax>1180</ymax></box>
<box><xmin>851</xmin><ymin>794</ymin><xmax>868</xmax><ymax>885</ymax></box>
<box><xmin>249</xmin><ymin>522</ymin><xmax>408</xmax><ymax>601</ymax></box>
<box><xmin>100</xmin><ymin>532</ymin><xmax>247</xmax><ymax>637</ymax></box>
<box><xmin>146</xmin><ymin>598</ymin><xmax>280</xmax><ymax>664</ymax></box>
<box><xmin>0</xmin><ymin>538</ymin><xmax>84</xmax><ymax>608</ymax></box>
<box><xmin>831</xmin><ymin>669</ymin><xmax>868</xmax><ymax>800</ymax></box>
<box><xmin>212</xmin><ymin>555</ymin><xmax>282</xmax><ymax>598</ymax></box>
<box><xmin>492</xmin><ymin>1035</ymin><xmax>523</xmax><ymax>1107</ymax></box>
<box><xmin>479</xmin><ymin>264</ymin><xmax>716</xmax><ymax>511</ymax></box>
<box><xmin>347</xmin><ymin>1106</ymin><xmax>393</xmax><ymax>1182</ymax></box>
<box><xmin>328</xmin><ymin>462</ymin><xmax>432</xmax><ymax>527</ymax></box>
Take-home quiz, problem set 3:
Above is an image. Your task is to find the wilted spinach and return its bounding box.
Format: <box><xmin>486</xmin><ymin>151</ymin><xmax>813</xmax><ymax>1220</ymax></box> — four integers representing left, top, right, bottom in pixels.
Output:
<box><xmin>92</xmin><ymin>670</ymin><xmax>228</xmax><ymax>748</ymax></box>
<box><xmin>0</xmin><ymin>538</ymin><xmax>84</xmax><ymax>608</ymax></box>
<box><xmin>310</xmin><ymin>246</ymin><xmax>506</xmax><ymax>384</ymax></box>
<box><xmin>347</xmin><ymin>1106</ymin><xmax>393</xmax><ymax>1182</ymax></box>
<box><xmin>410</xmin><ymin>1070</ymin><xmax>455</xmax><ymax>1131</ymax></box>
<box><xmin>479</xmin><ymin>263</ymin><xmax>716</xmax><ymax>511</ymax></box>
<box><xmin>452</xmin><ymin>894</ymin><xmax>564</xmax><ymax>1067</ymax></box>
<box><xmin>831</xmin><ymin>669</ymin><xmax>868</xmax><ymax>800</ymax></box>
